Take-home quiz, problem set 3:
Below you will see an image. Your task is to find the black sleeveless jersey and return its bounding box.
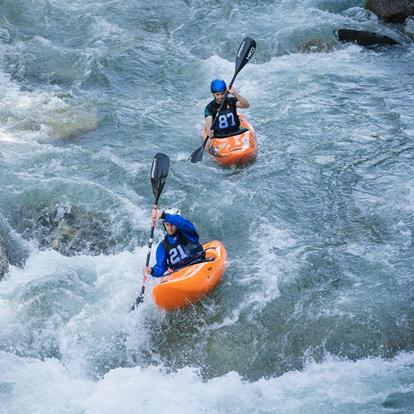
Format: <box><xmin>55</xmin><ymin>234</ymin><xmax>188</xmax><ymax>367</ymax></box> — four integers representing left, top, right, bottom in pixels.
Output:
<box><xmin>204</xmin><ymin>96</ymin><xmax>240</xmax><ymax>136</ymax></box>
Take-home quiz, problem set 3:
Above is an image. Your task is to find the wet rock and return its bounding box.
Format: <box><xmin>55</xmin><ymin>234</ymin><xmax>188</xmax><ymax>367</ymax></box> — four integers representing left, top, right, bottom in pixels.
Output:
<box><xmin>405</xmin><ymin>16</ymin><xmax>414</xmax><ymax>38</ymax></box>
<box><xmin>0</xmin><ymin>213</ymin><xmax>28</xmax><ymax>270</ymax></box>
<box><xmin>25</xmin><ymin>203</ymin><xmax>113</xmax><ymax>256</ymax></box>
<box><xmin>44</xmin><ymin>105</ymin><xmax>98</xmax><ymax>139</ymax></box>
<box><xmin>0</xmin><ymin>240</ymin><xmax>8</xmax><ymax>279</ymax></box>
<box><xmin>0</xmin><ymin>28</ymin><xmax>11</xmax><ymax>43</ymax></box>
<box><xmin>298</xmin><ymin>39</ymin><xmax>336</xmax><ymax>53</ymax></box>
<box><xmin>336</xmin><ymin>28</ymin><xmax>401</xmax><ymax>46</ymax></box>
<box><xmin>0</xmin><ymin>84</ymin><xmax>98</xmax><ymax>140</ymax></box>
<box><xmin>366</xmin><ymin>0</ymin><xmax>414</xmax><ymax>23</ymax></box>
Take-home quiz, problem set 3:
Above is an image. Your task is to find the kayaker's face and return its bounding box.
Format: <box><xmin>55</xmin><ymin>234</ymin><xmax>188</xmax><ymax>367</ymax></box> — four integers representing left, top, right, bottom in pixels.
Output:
<box><xmin>164</xmin><ymin>222</ymin><xmax>177</xmax><ymax>235</ymax></box>
<box><xmin>213</xmin><ymin>91</ymin><xmax>225</xmax><ymax>104</ymax></box>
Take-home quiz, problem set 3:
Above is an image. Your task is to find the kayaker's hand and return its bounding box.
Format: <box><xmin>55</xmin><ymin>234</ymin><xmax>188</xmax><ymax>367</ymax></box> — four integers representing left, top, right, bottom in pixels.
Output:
<box><xmin>228</xmin><ymin>86</ymin><xmax>238</xmax><ymax>97</ymax></box>
<box><xmin>206</xmin><ymin>128</ymin><xmax>214</xmax><ymax>138</ymax></box>
<box><xmin>229</xmin><ymin>87</ymin><xmax>249</xmax><ymax>109</ymax></box>
<box><xmin>151</xmin><ymin>207</ymin><xmax>163</xmax><ymax>225</ymax></box>
<box><xmin>143</xmin><ymin>266</ymin><xmax>152</xmax><ymax>276</ymax></box>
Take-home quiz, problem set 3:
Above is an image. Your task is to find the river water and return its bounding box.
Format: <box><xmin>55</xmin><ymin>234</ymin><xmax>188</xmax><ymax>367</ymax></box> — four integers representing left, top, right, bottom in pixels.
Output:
<box><xmin>1</xmin><ymin>0</ymin><xmax>414</xmax><ymax>413</ymax></box>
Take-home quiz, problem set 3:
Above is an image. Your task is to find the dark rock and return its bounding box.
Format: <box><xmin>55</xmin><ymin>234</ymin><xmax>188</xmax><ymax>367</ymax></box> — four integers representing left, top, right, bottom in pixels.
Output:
<box><xmin>20</xmin><ymin>203</ymin><xmax>113</xmax><ymax>256</ymax></box>
<box><xmin>0</xmin><ymin>240</ymin><xmax>8</xmax><ymax>279</ymax></box>
<box><xmin>366</xmin><ymin>0</ymin><xmax>414</xmax><ymax>23</ymax></box>
<box><xmin>336</xmin><ymin>28</ymin><xmax>401</xmax><ymax>46</ymax></box>
<box><xmin>0</xmin><ymin>212</ymin><xmax>30</xmax><ymax>270</ymax></box>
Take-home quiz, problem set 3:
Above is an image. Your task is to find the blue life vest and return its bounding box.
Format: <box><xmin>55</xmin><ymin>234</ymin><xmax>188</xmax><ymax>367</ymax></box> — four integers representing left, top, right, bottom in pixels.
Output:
<box><xmin>163</xmin><ymin>231</ymin><xmax>204</xmax><ymax>270</ymax></box>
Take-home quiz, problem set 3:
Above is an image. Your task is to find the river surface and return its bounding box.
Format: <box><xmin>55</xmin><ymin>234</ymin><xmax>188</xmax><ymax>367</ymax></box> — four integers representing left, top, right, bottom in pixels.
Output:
<box><xmin>1</xmin><ymin>1</ymin><xmax>414</xmax><ymax>413</ymax></box>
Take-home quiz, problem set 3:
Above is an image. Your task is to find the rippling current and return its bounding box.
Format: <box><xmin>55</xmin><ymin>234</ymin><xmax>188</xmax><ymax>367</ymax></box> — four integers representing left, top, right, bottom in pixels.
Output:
<box><xmin>1</xmin><ymin>0</ymin><xmax>414</xmax><ymax>413</ymax></box>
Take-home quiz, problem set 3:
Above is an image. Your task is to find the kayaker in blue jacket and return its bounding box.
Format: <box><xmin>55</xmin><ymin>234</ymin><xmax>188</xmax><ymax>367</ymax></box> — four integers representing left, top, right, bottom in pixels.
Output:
<box><xmin>204</xmin><ymin>79</ymin><xmax>250</xmax><ymax>137</ymax></box>
<box><xmin>144</xmin><ymin>207</ymin><xmax>205</xmax><ymax>277</ymax></box>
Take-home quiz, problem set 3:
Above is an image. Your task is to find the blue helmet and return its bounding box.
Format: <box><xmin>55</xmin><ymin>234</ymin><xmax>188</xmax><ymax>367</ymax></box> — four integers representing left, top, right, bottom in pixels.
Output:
<box><xmin>162</xmin><ymin>207</ymin><xmax>181</xmax><ymax>220</ymax></box>
<box><xmin>162</xmin><ymin>207</ymin><xmax>181</xmax><ymax>232</ymax></box>
<box><xmin>210</xmin><ymin>79</ymin><xmax>226</xmax><ymax>93</ymax></box>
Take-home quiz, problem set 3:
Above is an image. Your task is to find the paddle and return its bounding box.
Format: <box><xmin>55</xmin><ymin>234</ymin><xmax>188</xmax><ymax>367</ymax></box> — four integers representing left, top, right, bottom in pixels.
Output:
<box><xmin>131</xmin><ymin>152</ymin><xmax>170</xmax><ymax>311</ymax></box>
<box><xmin>189</xmin><ymin>37</ymin><xmax>256</xmax><ymax>164</ymax></box>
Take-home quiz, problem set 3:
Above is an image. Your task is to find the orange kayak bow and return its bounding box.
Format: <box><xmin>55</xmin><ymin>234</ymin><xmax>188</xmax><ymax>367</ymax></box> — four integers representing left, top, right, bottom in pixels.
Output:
<box><xmin>152</xmin><ymin>240</ymin><xmax>227</xmax><ymax>311</ymax></box>
<box><xmin>206</xmin><ymin>114</ymin><xmax>258</xmax><ymax>166</ymax></box>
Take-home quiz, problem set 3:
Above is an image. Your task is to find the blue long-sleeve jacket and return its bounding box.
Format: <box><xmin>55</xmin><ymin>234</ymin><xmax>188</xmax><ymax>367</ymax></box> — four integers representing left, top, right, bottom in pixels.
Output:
<box><xmin>151</xmin><ymin>213</ymin><xmax>201</xmax><ymax>277</ymax></box>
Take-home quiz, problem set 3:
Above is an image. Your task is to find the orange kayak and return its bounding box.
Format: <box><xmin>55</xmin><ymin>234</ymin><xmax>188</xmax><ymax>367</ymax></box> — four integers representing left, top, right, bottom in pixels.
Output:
<box><xmin>206</xmin><ymin>114</ymin><xmax>258</xmax><ymax>166</ymax></box>
<box><xmin>152</xmin><ymin>240</ymin><xmax>227</xmax><ymax>311</ymax></box>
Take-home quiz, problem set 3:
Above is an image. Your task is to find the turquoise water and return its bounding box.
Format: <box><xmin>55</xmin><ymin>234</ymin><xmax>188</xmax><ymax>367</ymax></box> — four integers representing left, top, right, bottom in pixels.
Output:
<box><xmin>1</xmin><ymin>1</ymin><xmax>414</xmax><ymax>413</ymax></box>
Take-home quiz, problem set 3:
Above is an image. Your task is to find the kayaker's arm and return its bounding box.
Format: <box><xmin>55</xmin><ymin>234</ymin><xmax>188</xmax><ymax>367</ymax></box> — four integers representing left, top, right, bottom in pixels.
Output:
<box><xmin>204</xmin><ymin>114</ymin><xmax>214</xmax><ymax>137</ymax></box>
<box><xmin>229</xmin><ymin>87</ymin><xmax>249</xmax><ymax>109</ymax></box>
<box><xmin>148</xmin><ymin>242</ymin><xmax>169</xmax><ymax>277</ymax></box>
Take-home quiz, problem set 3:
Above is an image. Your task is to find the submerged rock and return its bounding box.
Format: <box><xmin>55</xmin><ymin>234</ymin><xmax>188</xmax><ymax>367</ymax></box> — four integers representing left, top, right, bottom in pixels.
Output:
<box><xmin>405</xmin><ymin>16</ymin><xmax>414</xmax><ymax>38</ymax></box>
<box><xmin>43</xmin><ymin>105</ymin><xmax>98</xmax><ymax>139</ymax></box>
<box><xmin>24</xmin><ymin>203</ymin><xmax>113</xmax><ymax>256</ymax></box>
<box><xmin>0</xmin><ymin>240</ymin><xmax>8</xmax><ymax>279</ymax></box>
<box><xmin>0</xmin><ymin>83</ymin><xmax>98</xmax><ymax>140</ymax></box>
<box><xmin>366</xmin><ymin>0</ymin><xmax>414</xmax><ymax>23</ymax></box>
<box><xmin>0</xmin><ymin>213</ymin><xmax>28</xmax><ymax>271</ymax></box>
<box><xmin>336</xmin><ymin>28</ymin><xmax>401</xmax><ymax>46</ymax></box>
<box><xmin>298</xmin><ymin>39</ymin><xmax>336</xmax><ymax>53</ymax></box>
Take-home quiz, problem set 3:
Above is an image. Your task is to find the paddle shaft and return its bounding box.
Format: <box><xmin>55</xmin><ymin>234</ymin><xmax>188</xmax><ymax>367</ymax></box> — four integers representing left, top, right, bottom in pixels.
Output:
<box><xmin>132</xmin><ymin>153</ymin><xmax>169</xmax><ymax>311</ymax></box>
<box><xmin>137</xmin><ymin>204</ymin><xmax>158</xmax><ymax>300</ymax></box>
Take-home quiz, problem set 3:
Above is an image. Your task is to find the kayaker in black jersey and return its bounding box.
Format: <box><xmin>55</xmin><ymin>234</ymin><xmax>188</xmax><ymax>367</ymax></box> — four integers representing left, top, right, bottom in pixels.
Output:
<box><xmin>144</xmin><ymin>207</ymin><xmax>205</xmax><ymax>277</ymax></box>
<box><xmin>204</xmin><ymin>79</ymin><xmax>250</xmax><ymax>137</ymax></box>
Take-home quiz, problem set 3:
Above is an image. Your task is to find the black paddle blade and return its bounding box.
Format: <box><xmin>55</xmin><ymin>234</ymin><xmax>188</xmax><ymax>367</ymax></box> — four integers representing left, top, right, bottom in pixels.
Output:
<box><xmin>189</xmin><ymin>143</ymin><xmax>204</xmax><ymax>164</ymax></box>
<box><xmin>234</xmin><ymin>37</ymin><xmax>256</xmax><ymax>76</ymax></box>
<box><xmin>131</xmin><ymin>292</ymin><xmax>144</xmax><ymax>311</ymax></box>
<box><xmin>150</xmin><ymin>153</ymin><xmax>170</xmax><ymax>202</ymax></box>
